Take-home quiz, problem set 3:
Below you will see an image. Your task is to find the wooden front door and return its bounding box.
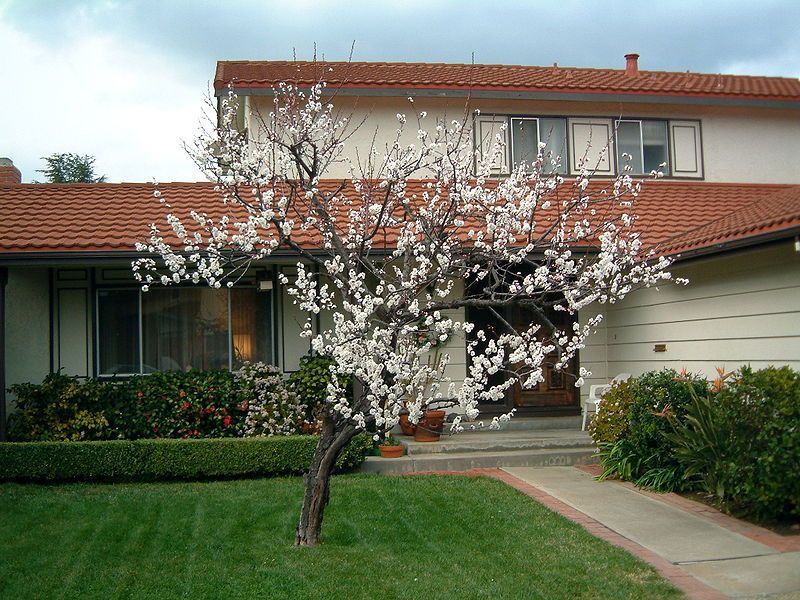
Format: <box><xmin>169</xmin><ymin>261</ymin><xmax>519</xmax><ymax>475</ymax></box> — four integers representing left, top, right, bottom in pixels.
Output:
<box><xmin>509</xmin><ymin>306</ymin><xmax>579</xmax><ymax>414</ymax></box>
<box><xmin>469</xmin><ymin>304</ymin><xmax>580</xmax><ymax>416</ymax></box>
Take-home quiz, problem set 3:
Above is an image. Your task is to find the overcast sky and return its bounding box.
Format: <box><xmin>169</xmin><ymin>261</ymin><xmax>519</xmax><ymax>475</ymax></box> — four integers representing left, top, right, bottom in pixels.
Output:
<box><xmin>1</xmin><ymin>0</ymin><xmax>798</xmax><ymax>183</ymax></box>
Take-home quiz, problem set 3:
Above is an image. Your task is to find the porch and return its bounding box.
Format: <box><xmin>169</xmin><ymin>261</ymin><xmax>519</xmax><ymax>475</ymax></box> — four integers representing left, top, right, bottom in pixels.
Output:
<box><xmin>361</xmin><ymin>416</ymin><xmax>597</xmax><ymax>474</ymax></box>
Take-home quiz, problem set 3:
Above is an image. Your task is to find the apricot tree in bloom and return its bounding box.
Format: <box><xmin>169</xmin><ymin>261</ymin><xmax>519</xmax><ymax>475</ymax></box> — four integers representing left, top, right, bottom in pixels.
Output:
<box><xmin>134</xmin><ymin>81</ymin><xmax>680</xmax><ymax>546</ymax></box>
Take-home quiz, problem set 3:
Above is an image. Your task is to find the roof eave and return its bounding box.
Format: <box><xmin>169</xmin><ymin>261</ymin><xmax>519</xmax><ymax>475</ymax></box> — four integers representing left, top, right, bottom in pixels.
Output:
<box><xmin>215</xmin><ymin>85</ymin><xmax>800</xmax><ymax>109</ymax></box>
<box><xmin>666</xmin><ymin>226</ymin><xmax>800</xmax><ymax>262</ymax></box>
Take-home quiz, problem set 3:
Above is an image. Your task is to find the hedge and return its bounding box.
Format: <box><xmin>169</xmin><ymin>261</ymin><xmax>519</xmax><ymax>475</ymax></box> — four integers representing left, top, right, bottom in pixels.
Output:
<box><xmin>0</xmin><ymin>434</ymin><xmax>372</xmax><ymax>483</ymax></box>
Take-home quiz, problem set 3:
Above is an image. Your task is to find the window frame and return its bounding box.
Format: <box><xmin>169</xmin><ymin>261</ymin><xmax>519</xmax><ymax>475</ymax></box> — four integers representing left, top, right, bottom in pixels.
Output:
<box><xmin>614</xmin><ymin>118</ymin><xmax>671</xmax><ymax>176</ymax></box>
<box><xmin>94</xmin><ymin>284</ymin><xmax>274</xmax><ymax>378</ymax></box>
<box><xmin>509</xmin><ymin>115</ymin><xmax>569</xmax><ymax>174</ymax></box>
<box><xmin>475</xmin><ymin>113</ymin><xmax>702</xmax><ymax>179</ymax></box>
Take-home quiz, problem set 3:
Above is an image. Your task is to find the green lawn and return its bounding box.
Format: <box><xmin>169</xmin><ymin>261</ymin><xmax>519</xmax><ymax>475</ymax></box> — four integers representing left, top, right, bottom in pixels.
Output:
<box><xmin>0</xmin><ymin>474</ymin><xmax>681</xmax><ymax>599</ymax></box>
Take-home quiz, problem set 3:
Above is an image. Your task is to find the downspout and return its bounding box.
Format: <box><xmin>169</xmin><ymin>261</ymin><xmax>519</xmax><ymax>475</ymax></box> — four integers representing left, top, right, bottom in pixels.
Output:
<box><xmin>0</xmin><ymin>267</ymin><xmax>7</xmax><ymax>441</ymax></box>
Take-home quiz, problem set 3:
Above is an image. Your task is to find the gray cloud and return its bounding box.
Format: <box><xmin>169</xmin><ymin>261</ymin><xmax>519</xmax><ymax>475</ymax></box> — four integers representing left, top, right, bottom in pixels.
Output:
<box><xmin>1</xmin><ymin>0</ymin><xmax>797</xmax><ymax>183</ymax></box>
<box><xmin>4</xmin><ymin>0</ymin><xmax>799</xmax><ymax>74</ymax></box>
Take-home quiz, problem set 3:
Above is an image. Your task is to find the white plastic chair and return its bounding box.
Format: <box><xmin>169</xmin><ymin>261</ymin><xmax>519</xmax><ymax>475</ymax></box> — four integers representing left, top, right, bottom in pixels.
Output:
<box><xmin>582</xmin><ymin>373</ymin><xmax>631</xmax><ymax>431</ymax></box>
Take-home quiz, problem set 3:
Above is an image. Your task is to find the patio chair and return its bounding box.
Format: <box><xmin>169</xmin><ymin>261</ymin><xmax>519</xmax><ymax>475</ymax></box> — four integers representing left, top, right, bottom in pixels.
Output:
<box><xmin>581</xmin><ymin>373</ymin><xmax>631</xmax><ymax>431</ymax></box>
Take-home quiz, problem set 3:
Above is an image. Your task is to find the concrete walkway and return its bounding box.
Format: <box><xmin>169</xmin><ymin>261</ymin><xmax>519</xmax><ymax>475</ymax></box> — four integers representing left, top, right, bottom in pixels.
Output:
<box><xmin>502</xmin><ymin>467</ymin><xmax>800</xmax><ymax>599</ymax></box>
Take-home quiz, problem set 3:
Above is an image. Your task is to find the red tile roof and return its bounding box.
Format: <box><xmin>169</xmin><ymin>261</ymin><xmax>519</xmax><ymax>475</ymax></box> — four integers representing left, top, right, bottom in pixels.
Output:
<box><xmin>215</xmin><ymin>61</ymin><xmax>800</xmax><ymax>103</ymax></box>
<box><xmin>0</xmin><ymin>180</ymin><xmax>798</xmax><ymax>260</ymax></box>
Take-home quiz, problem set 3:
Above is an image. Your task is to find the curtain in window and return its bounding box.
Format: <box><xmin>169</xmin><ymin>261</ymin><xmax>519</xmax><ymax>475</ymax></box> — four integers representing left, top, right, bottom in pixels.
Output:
<box><xmin>97</xmin><ymin>289</ymin><xmax>139</xmax><ymax>375</ymax></box>
<box><xmin>231</xmin><ymin>288</ymin><xmax>272</xmax><ymax>368</ymax></box>
<box><xmin>142</xmin><ymin>288</ymin><xmax>228</xmax><ymax>372</ymax></box>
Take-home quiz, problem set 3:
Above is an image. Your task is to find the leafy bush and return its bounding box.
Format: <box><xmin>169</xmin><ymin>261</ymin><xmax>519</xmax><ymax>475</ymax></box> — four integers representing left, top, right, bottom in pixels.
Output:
<box><xmin>236</xmin><ymin>362</ymin><xmax>307</xmax><ymax>436</ymax></box>
<box><xmin>117</xmin><ymin>369</ymin><xmax>244</xmax><ymax>439</ymax></box>
<box><xmin>588</xmin><ymin>380</ymin><xmax>634</xmax><ymax>445</ymax></box>
<box><xmin>7</xmin><ymin>373</ymin><xmax>111</xmax><ymax>442</ymax></box>
<box><xmin>7</xmin><ymin>368</ymin><xmax>302</xmax><ymax>441</ymax></box>
<box><xmin>0</xmin><ymin>434</ymin><xmax>372</xmax><ymax>483</ymax></box>
<box><xmin>597</xmin><ymin>369</ymin><xmax>707</xmax><ymax>492</ymax></box>
<box><xmin>288</xmin><ymin>354</ymin><xmax>351</xmax><ymax>422</ymax></box>
<box><xmin>671</xmin><ymin>366</ymin><xmax>800</xmax><ymax>521</ymax></box>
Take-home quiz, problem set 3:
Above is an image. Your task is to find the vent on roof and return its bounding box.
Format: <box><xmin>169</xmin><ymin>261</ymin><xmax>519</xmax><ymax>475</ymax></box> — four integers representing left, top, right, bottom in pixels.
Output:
<box><xmin>625</xmin><ymin>53</ymin><xmax>640</xmax><ymax>76</ymax></box>
<box><xmin>0</xmin><ymin>158</ymin><xmax>21</xmax><ymax>186</ymax></box>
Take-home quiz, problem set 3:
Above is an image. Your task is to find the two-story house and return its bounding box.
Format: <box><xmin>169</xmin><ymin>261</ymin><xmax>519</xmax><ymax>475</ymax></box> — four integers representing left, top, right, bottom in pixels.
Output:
<box><xmin>1</xmin><ymin>55</ymin><xmax>799</xmax><ymax>435</ymax></box>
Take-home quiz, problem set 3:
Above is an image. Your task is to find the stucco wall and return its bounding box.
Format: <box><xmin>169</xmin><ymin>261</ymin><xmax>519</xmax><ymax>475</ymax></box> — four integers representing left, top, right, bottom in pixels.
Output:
<box><xmin>249</xmin><ymin>95</ymin><xmax>800</xmax><ymax>183</ymax></box>
<box><xmin>5</xmin><ymin>268</ymin><xmax>51</xmax><ymax>412</ymax></box>
<box><xmin>604</xmin><ymin>241</ymin><xmax>800</xmax><ymax>378</ymax></box>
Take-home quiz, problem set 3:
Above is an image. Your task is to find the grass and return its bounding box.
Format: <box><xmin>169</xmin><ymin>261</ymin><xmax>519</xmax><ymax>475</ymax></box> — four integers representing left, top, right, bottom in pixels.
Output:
<box><xmin>0</xmin><ymin>474</ymin><xmax>682</xmax><ymax>600</ymax></box>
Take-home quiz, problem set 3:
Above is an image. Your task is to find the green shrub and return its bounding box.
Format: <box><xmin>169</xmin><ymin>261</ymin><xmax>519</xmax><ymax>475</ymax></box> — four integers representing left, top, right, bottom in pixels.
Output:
<box><xmin>288</xmin><ymin>354</ymin><xmax>351</xmax><ymax>422</ymax></box>
<box><xmin>597</xmin><ymin>369</ymin><xmax>706</xmax><ymax>492</ymax></box>
<box><xmin>0</xmin><ymin>434</ymin><xmax>371</xmax><ymax>483</ymax></box>
<box><xmin>7</xmin><ymin>373</ymin><xmax>112</xmax><ymax>442</ymax></box>
<box><xmin>672</xmin><ymin>366</ymin><xmax>800</xmax><ymax>521</ymax></box>
<box><xmin>7</xmin><ymin>368</ymin><xmax>299</xmax><ymax>442</ymax></box>
<box><xmin>116</xmin><ymin>369</ymin><xmax>244</xmax><ymax>439</ymax></box>
<box><xmin>588</xmin><ymin>380</ymin><xmax>634</xmax><ymax>445</ymax></box>
<box><xmin>235</xmin><ymin>362</ymin><xmax>307</xmax><ymax>436</ymax></box>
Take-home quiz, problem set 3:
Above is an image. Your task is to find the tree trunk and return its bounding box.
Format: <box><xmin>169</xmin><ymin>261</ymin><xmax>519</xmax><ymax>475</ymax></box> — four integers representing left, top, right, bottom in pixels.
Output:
<box><xmin>295</xmin><ymin>416</ymin><xmax>357</xmax><ymax>546</ymax></box>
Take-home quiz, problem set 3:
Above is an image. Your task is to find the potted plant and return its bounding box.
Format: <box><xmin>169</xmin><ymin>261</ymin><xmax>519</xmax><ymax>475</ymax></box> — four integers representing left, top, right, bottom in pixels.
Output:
<box><xmin>378</xmin><ymin>433</ymin><xmax>405</xmax><ymax>458</ymax></box>
<box><xmin>398</xmin><ymin>409</ymin><xmax>416</xmax><ymax>436</ymax></box>
<box><xmin>414</xmin><ymin>408</ymin><xmax>446</xmax><ymax>442</ymax></box>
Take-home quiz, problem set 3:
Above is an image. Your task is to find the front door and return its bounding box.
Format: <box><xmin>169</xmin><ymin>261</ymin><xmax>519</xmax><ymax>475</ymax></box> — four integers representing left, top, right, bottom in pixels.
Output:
<box><xmin>508</xmin><ymin>306</ymin><xmax>579</xmax><ymax>414</ymax></box>
<box><xmin>470</xmin><ymin>304</ymin><xmax>580</xmax><ymax>416</ymax></box>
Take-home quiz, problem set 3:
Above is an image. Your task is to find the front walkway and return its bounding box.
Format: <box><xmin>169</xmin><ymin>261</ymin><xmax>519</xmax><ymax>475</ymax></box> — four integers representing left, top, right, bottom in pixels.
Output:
<box><xmin>499</xmin><ymin>466</ymin><xmax>800</xmax><ymax>599</ymax></box>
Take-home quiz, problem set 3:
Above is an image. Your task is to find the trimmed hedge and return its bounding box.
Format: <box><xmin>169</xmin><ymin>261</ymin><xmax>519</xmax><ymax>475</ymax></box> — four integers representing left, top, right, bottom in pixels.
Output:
<box><xmin>0</xmin><ymin>434</ymin><xmax>372</xmax><ymax>483</ymax></box>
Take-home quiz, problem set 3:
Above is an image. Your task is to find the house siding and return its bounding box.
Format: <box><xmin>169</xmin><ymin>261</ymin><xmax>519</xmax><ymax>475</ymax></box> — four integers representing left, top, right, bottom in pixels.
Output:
<box><xmin>249</xmin><ymin>95</ymin><xmax>800</xmax><ymax>183</ymax></box>
<box><xmin>5</xmin><ymin>268</ymin><xmax>51</xmax><ymax>406</ymax></box>
<box><xmin>605</xmin><ymin>241</ymin><xmax>800</xmax><ymax>377</ymax></box>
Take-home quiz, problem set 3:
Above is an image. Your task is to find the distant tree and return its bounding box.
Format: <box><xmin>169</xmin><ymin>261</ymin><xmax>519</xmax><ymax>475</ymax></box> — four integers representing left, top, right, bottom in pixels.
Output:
<box><xmin>36</xmin><ymin>153</ymin><xmax>106</xmax><ymax>183</ymax></box>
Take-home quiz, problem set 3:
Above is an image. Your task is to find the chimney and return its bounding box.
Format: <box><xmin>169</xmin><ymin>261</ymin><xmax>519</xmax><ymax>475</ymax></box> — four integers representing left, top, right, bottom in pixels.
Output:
<box><xmin>0</xmin><ymin>158</ymin><xmax>21</xmax><ymax>185</ymax></box>
<box><xmin>624</xmin><ymin>53</ymin><xmax>640</xmax><ymax>76</ymax></box>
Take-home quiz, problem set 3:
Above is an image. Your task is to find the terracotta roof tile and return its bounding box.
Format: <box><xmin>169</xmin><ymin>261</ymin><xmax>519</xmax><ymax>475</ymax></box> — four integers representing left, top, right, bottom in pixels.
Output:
<box><xmin>0</xmin><ymin>180</ymin><xmax>798</xmax><ymax>259</ymax></box>
<box><xmin>215</xmin><ymin>61</ymin><xmax>800</xmax><ymax>102</ymax></box>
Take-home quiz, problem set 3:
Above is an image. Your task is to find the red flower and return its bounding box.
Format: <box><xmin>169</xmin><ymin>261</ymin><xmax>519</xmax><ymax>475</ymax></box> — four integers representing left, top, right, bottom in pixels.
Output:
<box><xmin>223</xmin><ymin>415</ymin><xmax>232</xmax><ymax>427</ymax></box>
<box><xmin>137</xmin><ymin>392</ymin><xmax>144</xmax><ymax>398</ymax></box>
<box><xmin>181</xmin><ymin>401</ymin><xmax>191</xmax><ymax>410</ymax></box>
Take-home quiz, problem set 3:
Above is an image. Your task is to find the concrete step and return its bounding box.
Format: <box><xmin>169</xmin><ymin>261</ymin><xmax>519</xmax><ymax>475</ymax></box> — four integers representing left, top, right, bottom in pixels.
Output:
<box><xmin>361</xmin><ymin>447</ymin><xmax>598</xmax><ymax>474</ymax></box>
<box><xmin>401</xmin><ymin>430</ymin><xmax>594</xmax><ymax>455</ymax></box>
<box><xmin>451</xmin><ymin>416</ymin><xmax>582</xmax><ymax>431</ymax></box>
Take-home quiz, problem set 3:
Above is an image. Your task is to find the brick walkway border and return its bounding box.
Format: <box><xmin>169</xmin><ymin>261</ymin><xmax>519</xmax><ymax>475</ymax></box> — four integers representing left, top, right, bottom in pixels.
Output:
<box><xmin>399</xmin><ymin>468</ymin><xmax>727</xmax><ymax>600</ymax></box>
<box><xmin>575</xmin><ymin>464</ymin><xmax>800</xmax><ymax>553</ymax></box>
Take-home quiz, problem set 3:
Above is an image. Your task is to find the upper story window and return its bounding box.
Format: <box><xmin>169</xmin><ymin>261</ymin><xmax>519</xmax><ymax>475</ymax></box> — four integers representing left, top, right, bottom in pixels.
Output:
<box><xmin>615</xmin><ymin>120</ymin><xmax>670</xmax><ymax>175</ymax></box>
<box><xmin>510</xmin><ymin>117</ymin><xmax>568</xmax><ymax>174</ymax></box>
<box><xmin>476</xmin><ymin>114</ymin><xmax>702</xmax><ymax>179</ymax></box>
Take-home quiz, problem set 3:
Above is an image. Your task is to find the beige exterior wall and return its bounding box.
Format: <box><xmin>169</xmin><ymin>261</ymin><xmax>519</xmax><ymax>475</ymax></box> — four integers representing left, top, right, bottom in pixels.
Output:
<box><xmin>604</xmin><ymin>241</ymin><xmax>800</xmax><ymax>378</ymax></box>
<box><xmin>579</xmin><ymin>304</ymin><xmax>608</xmax><ymax>399</ymax></box>
<box><xmin>5</xmin><ymin>268</ymin><xmax>51</xmax><ymax>411</ymax></box>
<box><xmin>249</xmin><ymin>95</ymin><xmax>800</xmax><ymax>183</ymax></box>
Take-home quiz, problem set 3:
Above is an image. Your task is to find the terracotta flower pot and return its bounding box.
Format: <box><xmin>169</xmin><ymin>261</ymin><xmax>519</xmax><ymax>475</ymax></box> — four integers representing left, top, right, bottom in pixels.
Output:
<box><xmin>398</xmin><ymin>413</ymin><xmax>416</xmax><ymax>436</ymax></box>
<box><xmin>414</xmin><ymin>409</ymin><xmax>446</xmax><ymax>442</ymax></box>
<box><xmin>379</xmin><ymin>444</ymin><xmax>404</xmax><ymax>458</ymax></box>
